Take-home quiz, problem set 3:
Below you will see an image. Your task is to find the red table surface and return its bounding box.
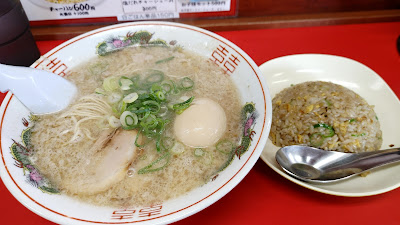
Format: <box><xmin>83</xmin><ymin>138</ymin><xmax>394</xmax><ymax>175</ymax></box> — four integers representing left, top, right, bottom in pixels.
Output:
<box><xmin>1</xmin><ymin>22</ymin><xmax>400</xmax><ymax>225</ymax></box>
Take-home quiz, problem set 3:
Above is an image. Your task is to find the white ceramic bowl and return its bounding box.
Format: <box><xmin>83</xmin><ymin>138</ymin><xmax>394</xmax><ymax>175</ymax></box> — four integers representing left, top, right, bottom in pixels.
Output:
<box><xmin>259</xmin><ymin>54</ymin><xmax>400</xmax><ymax>196</ymax></box>
<box><xmin>0</xmin><ymin>22</ymin><xmax>272</xmax><ymax>224</ymax></box>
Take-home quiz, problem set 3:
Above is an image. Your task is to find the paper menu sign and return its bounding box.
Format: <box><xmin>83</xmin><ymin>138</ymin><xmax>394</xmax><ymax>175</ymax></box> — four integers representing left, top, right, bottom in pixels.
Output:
<box><xmin>177</xmin><ymin>0</ymin><xmax>231</xmax><ymax>13</ymax></box>
<box><xmin>118</xmin><ymin>0</ymin><xmax>179</xmax><ymax>21</ymax></box>
<box><xmin>21</xmin><ymin>0</ymin><xmax>234</xmax><ymax>22</ymax></box>
<box><xmin>118</xmin><ymin>0</ymin><xmax>233</xmax><ymax>21</ymax></box>
<box><xmin>21</xmin><ymin>0</ymin><xmax>122</xmax><ymax>20</ymax></box>
<box><xmin>121</xmin><ymin>0</ymin><xmax>177</xmax><ymax>14</ymax></box>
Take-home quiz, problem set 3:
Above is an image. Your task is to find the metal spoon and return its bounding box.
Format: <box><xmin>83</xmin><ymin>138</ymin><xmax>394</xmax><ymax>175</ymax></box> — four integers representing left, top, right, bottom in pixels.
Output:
<box><xmin>0</xmin><ymin>63</ymin><xmax>77</xmax><ymax>114</ymax></box>
<box><xmin>276</xmin><ymin>145</ymin><xmax>400</xmax><ymax>183</ymax></box>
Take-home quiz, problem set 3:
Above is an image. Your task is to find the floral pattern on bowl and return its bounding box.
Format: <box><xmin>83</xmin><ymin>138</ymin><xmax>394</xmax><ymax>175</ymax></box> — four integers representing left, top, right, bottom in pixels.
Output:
<box><xmin>9</xmin><ymin>114</ymin><xmax>59</xmax><ymax>194</ymax></box>
<box><xmin>96</xmin><ymin>30</ymin><xmax>177</xmax><ymax>56</ymax></box>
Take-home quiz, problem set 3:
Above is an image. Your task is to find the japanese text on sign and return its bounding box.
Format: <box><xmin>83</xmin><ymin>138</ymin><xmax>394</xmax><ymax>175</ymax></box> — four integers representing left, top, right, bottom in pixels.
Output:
<box><xmin>118</xmin><ymin>12</ymin><xmax>178</xmax><ymax>20</ymax></box>
<box><xmin>121</xmin><ymin>0</ymin><xmax>177</xmax><ymax>13</ymax></box>
<box><xmin>49</xmin><ymin>3</ymin><xmax>96</xmax><ymax>17</ymax></box>
<box><xmin>21</xmin><ymin>0</ymin><xmax>234</xmax><ymax>21</ymax></box>
<box><xmin>177</xmin><ymin>0</ymin><xmax>231</xmax><ymax>13</ymax></box>
<box><xmin>119</xmin><ymin>0</ymin><xmax>178</xmax><ymax>20</ymax></box>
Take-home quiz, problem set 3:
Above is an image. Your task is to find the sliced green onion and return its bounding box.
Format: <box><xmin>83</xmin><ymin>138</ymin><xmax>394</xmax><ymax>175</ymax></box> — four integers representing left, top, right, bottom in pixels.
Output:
<box><xmin>351</xmin><ymin>133</ymin><xmax>366</xmax><ymax>137</ymax></box>
<box><xmin>155</xmin><ymin>56</ymin><xmax>175</xmax><ymax>64</ymax></box>
<box><xmin>180</xmin><ymin>77</ymin><xmax>194</xmax><ymax>90</ymax></box>
<box><xmin>154</xmin><ymin>91</ymin><xmax>165</xmax><ymax>101</ymax></box>
<box><xmin>167</xmin><ymin>102</ymin><xmax>174</xmax><ymax>110</ymax></box>
<box><xmin>113</xmin><ymin>100</ymin><xmax>127</xmax><ymax>116</ymax></box>
<box><xmin>143</xmin><ymin>128</ymin><xmax>158</xmax><ymax>139</ymax></box>
<box><xmin>145</xmin><ymin>70</ymin><xmax>164</xmax><ymax>84</ymax></box>
<box><xmin>155</xmin><ymin>118</ymin><xmax>169</xmax><ymax>135</ymax></box>
<box><xmin>132</xmin><ymin>107</ymin><xmax>151</xmax><ymax>115</ymax></box>
<box><xmin>143</xmin><ymin>100</ymin><xmax>161</xmax><ymax>113</ymax></box>
<box><xmin>216</xmin><ymin>140</ymin><xmax>233</xmax><ymax>154</ymax></box>
<box><xmin>103</xmin><ymin>76</ymin><xmax>119</xmax><ymax>92</ymax></box>
<box><xmin>137</xmin><ymin>110</ymin><xmax>151</xmax><ymax>121</ymax></box>
<box><xmin>173</xmin><ymin>96</ymin><xmax>194</xmax><ymax>114</ymax></box>
<box><xmin>123</xmin><ymin>92</ymin><xmax>139</xmax><ymax>103</ymax></box>
<box><xmin>158</xmin><ymin>105</ymin><xmax>168</xmax><ymax>117</ymax></box>
<box><xmin>138</xmin><ymin>93</ymin><xmax>150</xmax><ymax>100</ymax></box>
<box><xmin>161</xmin><ymin>81</ymin><xmax>172</xmax><ymax>94</ymax></box>
<box><xmin>89</xmin><ymin>62</ymin><xmax>108</xmax><ymax>75</ymax></box>
<box><xmin>309</xmin><ymin>123</ymin><xmax>335</xmax><ymax>147</ymax></box>
<box><xmin>161</xmin><ymin>136</ymin><xmax>175</xmax><ymax>150</ymax></box>
<box><xmin>119</xmin><ymin>76</ymin><xmax>134</xmax><ymax>90</ymax></box>
<box><xmin>194</xmin><ymin>148</ymin><xmax>204</xmax><ymax>157</ymax></box>
<box><xmin>130</xmin><ymin>75</ymin><xmax>141</xmax><ymax>89</ymax></box>
<box><xmin>108</xmin><ymin>115</ymin><xmax>121</xmax><ymax>128</ymax></box>
<box><xmin>134</xmin><ymin>129</ymin><xmax>148</xmax><ymax>148</ymax></box>
<box><xmin>310</xmin><ymin>133</ymin><xmax>324</xmax><ymax>147</ymax></box>
<box><xmin>324</xmin><ymin>98</ymin><xmax>332</xmax><ymax>107</ymax></box>
<box><xmin>95</xmin><ymin>88</ymin><xmax>106</xmax><ymax>95</ymax></box>
<box><xmin>198</xmin><ymin>150</ymin><xmax>213</xmax><ymax>165</ymax></box>
<box><xmin>120</xmin><ymin>111</ymin><xmax>138</xmax><ymax>128</ymax></box>
<box><xmin>155</xmin><ymin>135</ymin><xmax>162</xmax><ymax>152</ymax></box>
<box><xmin>138</xmin><ymin>152</ymin><xmax>170</xmax><ymax>174</ymax></box>
<box><xmin>140</xmin><ymin>114</ymin><xmax>158</xmax><ymax>130</ymax></box>
<box><xmin>171</xmin><ymin>141</ymin><xmax>185</xmax><ymax>155</ymax></box>
<box><xmin>313</xmin><ymin>123</ymin><xmax>335</xmax><ymax>138</ymax></box>
<box><xmin>151</xmin><ymin>84</ymin><xmax>163</xmax><ymax>93</ymax></box>
<box><xmin>126</xmin><ymin>105</ymin><xmax>137</xmax><ymax>112</ymax></box>
<box><xmin>348</xmin><ymin>118</ymin><xmax>357</xmax><ymax>123</ymax></box>
<box><xmin>171</xmin><ymin>80</ymin><xmax>181</xmax><ymax>95</ymax></box>
<box><xmin>107</xmin><ymin>92</ymin><xmax>122</xmax><ymax>104</ymax></box>
<box><xmin>99</xmin><ymin>72</ymin><xmax>201</xmax><ymax>173</ymax></box>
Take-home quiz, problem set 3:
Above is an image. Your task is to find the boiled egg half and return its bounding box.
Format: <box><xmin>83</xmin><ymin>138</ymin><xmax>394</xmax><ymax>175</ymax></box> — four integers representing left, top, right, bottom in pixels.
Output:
<box><xmin>173</xmin><ymin>98</ymin><xmax>227</xmax><ymax>148</ymax></box>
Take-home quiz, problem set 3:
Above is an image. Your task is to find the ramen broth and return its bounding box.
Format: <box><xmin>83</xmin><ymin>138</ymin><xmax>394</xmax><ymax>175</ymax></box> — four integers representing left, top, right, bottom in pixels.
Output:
<box><xmin>31</xmin><ymin>46</ymin><xmax>242</xmax><ymax>207</ymax></box>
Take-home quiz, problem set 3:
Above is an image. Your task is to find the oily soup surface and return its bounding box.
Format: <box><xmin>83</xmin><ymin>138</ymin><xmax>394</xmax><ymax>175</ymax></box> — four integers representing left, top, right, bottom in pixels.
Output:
<box><xmin>31</xmin><ymin>47</ymin><xmax>242</xmax><ymax>207</ymax></box>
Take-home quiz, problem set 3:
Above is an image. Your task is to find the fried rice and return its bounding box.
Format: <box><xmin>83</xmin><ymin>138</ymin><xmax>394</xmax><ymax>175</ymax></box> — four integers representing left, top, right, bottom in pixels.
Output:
<box><xmin>269</xmin><ymin>81</ymin><xmax>382</xmax><ymax>153</ymax></box>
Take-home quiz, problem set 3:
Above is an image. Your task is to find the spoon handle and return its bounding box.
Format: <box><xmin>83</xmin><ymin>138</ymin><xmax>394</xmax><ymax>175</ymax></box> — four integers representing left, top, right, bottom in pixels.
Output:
<box><xmin>0</xmin><ymin>64</ymin><xmax>15</xmax><ymax>93</ymax></box>
<box><xmin>345</xmin><ymin>148</ymin><xmax>400</xmax><ymax>171</ymax></box>
<box><xmin>0</xmin><ymin>63</ymin><xmax>34</xmax><ymax>93</ymax></box>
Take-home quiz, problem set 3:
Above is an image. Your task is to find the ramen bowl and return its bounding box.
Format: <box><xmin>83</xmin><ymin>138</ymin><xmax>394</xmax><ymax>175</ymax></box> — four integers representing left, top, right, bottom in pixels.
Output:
<box><xmin>0</xmin><ymin>21</ymin><xmax>272</xmax><ymax>225</ymax></box>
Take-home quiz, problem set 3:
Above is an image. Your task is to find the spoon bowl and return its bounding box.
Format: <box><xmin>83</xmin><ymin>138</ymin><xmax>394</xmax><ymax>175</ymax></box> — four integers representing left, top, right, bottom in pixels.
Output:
<box><xmin>0</xmin><ymin>63</ymin><xmax>77</xmax><ymax>114</ymax></box>
<box><xmin>276</xmin><ymin>145</ymin><xmax>400</xmax><ymax>183</ymax></box>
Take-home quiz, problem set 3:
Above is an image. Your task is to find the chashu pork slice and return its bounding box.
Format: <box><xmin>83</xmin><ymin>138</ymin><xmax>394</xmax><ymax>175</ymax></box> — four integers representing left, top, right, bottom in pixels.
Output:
<box><xmin>63</xmin><ymin>128</ymin><xmax>139</xmax><ymax>195</ymax></box>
